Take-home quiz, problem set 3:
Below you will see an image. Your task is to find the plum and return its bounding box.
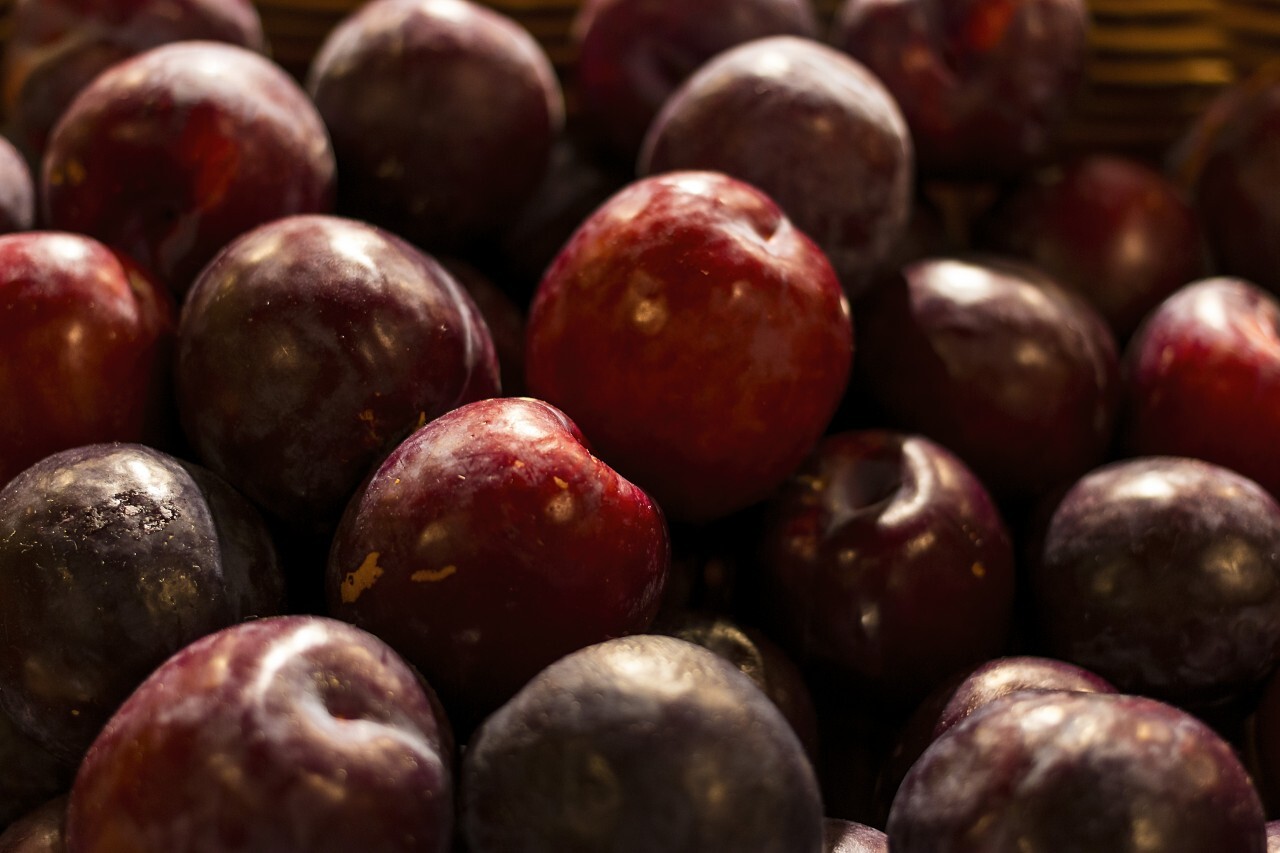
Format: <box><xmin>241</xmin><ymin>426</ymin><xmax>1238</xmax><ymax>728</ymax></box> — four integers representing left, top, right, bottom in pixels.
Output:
<box><xmin>887</xmin><ymin>691</ymin><xmax>1267</xmax><ymax>851</ymax></box>
<box><xmin>979</xmin><ymin>154</ymin><xmax>1209</xmax><ymax>339</ymax></box>
<box><xmin>824</xmin><ymin>818</ymin><xmax>887</xmax><ymax>853</ymax></box>
<box><xmin>0</xmin><ymin>796</ymin><xmax>65</xmax><ymax>853</ymax></box>
<box><xmin>756</xmin><ymin>430</ymin><xmax>1016</xmax><ymax>703</ymax></box>
<box><xmin>43</xmin><ymin>41</ymin><xmax>335</xmax><ymax>298</ymax></box>
<box><xmin>66</xmin><ymin>616</ymin><xmax>454</xmax><ymax>853</ymax></box>
<box><xmin>2</xmin><ymin>0</ymin><xmax>265</xmax><ymax>168</ymax></box>
<box><xmin>0</xmin><ymin>716</ymin><xmax>66</xmax><ymax>833</ymax></box>
<box><xmin>0</xmin><ymin>443</ymin><xmax>284</xmax><ymax>770</ymax></box>
<box><xmin>0</xmin><ymin>138</ymin><xmax>33</xmax><ymax>234</ymax></box>
<box><xmin>1123</xmin><ymin>277</ymin><xmax>1280</xmax><ymax>501</ymax></box>
<box><xmin>831</xmin><ymin>0</ymin><xmax>1089</xmax><ymax>179</ymax></box>
<box><xmin>854</xmin><ymin>257</ymin><xmax>1120</xmax><ymax>499</ymax></box>
<box><xmin>175</xmin><ymin>214</ymin><xmax>499</xmax><ymax>530</ymax></box>
<box><xmin>307</xmin><ymin>0</ymin><xmax>563</xmax><ymax>255</ymax></box>
<box><xmin>572</xmin><ymin>0</ymin><xmax>818</xmax><ymax>162</ymax></box>
<box><xmin>1033</xmin><ymin>456</ymin><xmax>1280</xmax><ymax>708</ymax></box>
<box><xmin>0</xmin><ymin>231</ymin><xmax>174</xmax><ymax>486</ymax></box>
<box><xmin>525</xmin><ymin>170</ymin><xmax>853</xmax><ymax>523</ymax></box>
<box><xmin>639</xmin><ymin>36</ymin><xmax>913</xmax><ymax>297</ymax></box>
<box><xmin>327</xmin><ymin>397</ymin><xmax>669</xmax><ymax>727</ymax></box>
<box><xmin>461</xmin><ymin>634</ymin><xmax>824</xmax><ymax>852</ymax></box>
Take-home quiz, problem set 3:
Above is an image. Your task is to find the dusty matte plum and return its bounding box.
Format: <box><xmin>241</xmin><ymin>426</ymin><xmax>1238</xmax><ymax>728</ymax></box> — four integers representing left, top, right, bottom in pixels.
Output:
<box><xmin>66</xmin><ymin>616</ymin><xmax>454</xmax><ymax>853</ymax></box>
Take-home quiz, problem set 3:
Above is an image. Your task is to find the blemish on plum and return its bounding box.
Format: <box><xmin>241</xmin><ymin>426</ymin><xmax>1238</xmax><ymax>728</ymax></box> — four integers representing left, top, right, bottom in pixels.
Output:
<box><xmin>341</xmin><ymin>551</ymin><xmax>384</xmax><ymax>603</ymax></box>
<box><xmin>411</xmin><ymin>566</ymin><xmax>457</xmax><ymax>583</ymax></box>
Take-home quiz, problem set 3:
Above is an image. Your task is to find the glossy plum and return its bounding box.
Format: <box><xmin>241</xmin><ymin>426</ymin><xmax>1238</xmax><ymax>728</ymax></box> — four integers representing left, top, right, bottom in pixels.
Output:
<box><xmin>67</xmin><ymin>616</ymin><xmax>454</xmax><ymax>853</ymax></box>
<box><xmin>43</xmin><ymin>41</ymin><xmax>335</xmax><ymax>297</ymax></box>
<box><xmin>0</xmin><ymin>443</ymin><xmax>284</xmax><ymax>769</ymax></box>
<box><xmin>757</xmin><ymin>430</ymin><xmax>1015</xmax><ymax>702</ymax></box>
<box><xmin>854</xmin><ymin>257</ymin><xmax>1120</xmax><ymax>499</ymax></box>
<box><xmin>525</xmin><ymin>171</ymin><xmax>853</xmax><ymax>523</ymax></box>
<box><xmin>327</xmin><ymin>397</ymin><xmax>669</xmax><ymax>726</ymax></box>
<box><xmin>888</xmin><ymin>691</ymin><xmax>1267</xmax><ymax>851</ymax></box>
<box><xmin>979</xmin><ymin>155</ymin><xmax>1209</xmax><ymax>338</ymax></box>
<box><xmin>461</xmin><ymin>635</ymin><xmax>824</xmax><ymax>853</ymax></box>
<box><xmin>639</xmin><ymin>36</ymin><xmax>912</xmax><ymax>296</ymax></box>
<box><xmin>572</xmin><ymin>0</ymin><xmax>818</xmax><ymax>162</ymax></box>
<box><xmin>2</xmin><ymin>0</ymin><xmax>265</xmax><ymax>168</ymax></box>
<box><xmin>831</xmin><ymin>0</ymin><xmax>1089</xmax><ymax>179</ymax></box>
<box><xmin>307</xmin><ymin>0</ymin><xmax>563</xmax><ymax>254</ymax></box>
<box><xmin>1034</xmin><ymin>456</ymin><xmax>1280</xmax><ymax>708</ymax></box>
<box><xmin>0</xmin><ymin>232</ymin><xmax>174</xmax><ymax>486</ymax></box>
<box><xmin>1123</xmin><ymin>277</ymin><xmax>1280</xmax><ymax>499</ymax></box>
<box><xmin>0</xmin><ymin>796</ymin><xmax>65</xmax><ymax>852</ymax></box>
<box><xmin>176</xmin><ymin>215</ymin><xmax>499</xmax><ymax>530</ymax></box>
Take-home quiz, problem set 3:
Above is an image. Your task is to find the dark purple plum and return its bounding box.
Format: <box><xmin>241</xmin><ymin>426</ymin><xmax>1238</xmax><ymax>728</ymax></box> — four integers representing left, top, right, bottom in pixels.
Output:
<box><xmin>877</xmin><ymin>656</ymin><xmax>1116</xmax><ymax>814</ymax></box>
<box><xmin>175</xmin><ymin>214</ymin><xmax>499</xmax><ymax>530</ymax></box>
<box><xmin>461</xmin><ymin>634</ymin><xmax>824</xmax><ymax>853</ymax></box>
<box><xmin>824</xmin><ymin>818</ymin><xmax>887</xmax><ymax>853</ymax></box>
<box><xmin>1033</xmin><ymin>456</ymin><xmax>1280</xmax><ymax>708</ymax></box>
<box><xmin>2</xmin><ymin>0</ymin><xmax>265</xmax><ymax>168</ymax></box>
<box><xmin>1123</xmin><ymin>277</ymin><xmax>1280</xmax><ymax>501</ymax></box>
<box><xmin>66</xmin><ymin>616</ymin><xmax>454</xmax><ymax>853</ymax></box>
<box><xmin>0</xmin><ymin>232</ymin><xmax>174</xmax><ymax>486</ymax></box>
<box><xmin>1168</xmin><ymin>64</ymin><xmax>1280</xmax><ymax>294</ymax></box>
<box><xmin>831</xmin><ymin>0</ymin><xmax>1089</xmax><ymax>179</ymax></box>
<box><xmin>0</xmin><ymin>797</ymin><xmax>65</xmax><ymax>852</ymax></box>
<box><xmin>887</xmin><ymin>691</ymin><xmax>1267</xmax><ymax>851</ymax></box>
<box><xmin>653</xmin><ymin>611</ymin><xmax>820</xmax><ymax>760</ymax></box>
<box><xmin>525</xmin><ymin>171</ymin><xmax>853</xmax><ymax>523</ymax></box>
<box><xmin>639</xmin><ymin>36</ymin><xmax>912</xmax><ymax>297</ymax></box>
<box><xmin>327</xmin><ymin>397</ymin><xmax>669</xmax><ymax>727</ymax></box>
<box><xmin>854</xmin><ymin>257</ymin><xmax>1120</xmax><ymax>499</ymax></box>
<box><xmin>42</xmin><ymin>41</ymin><xmax>335</xmax><ymax>297</ymax></box>
<box><xmin>0</xmin><ymin>138</ymin><xmax>33</xmax><ymax>234</ymax></box>
<box><xmin>0</xmin><ymin>443</ymin><xmax>284</xmax><ymax>770</ymax></box>
<box><xmin>979</xmin><ymin>155</ymin><xmax>1209</xmax><ymax>338</ymax></box>
<box><xmin>756</xmin><ymin>430</ymin><xmax>1015</xmax><ymax>703</ymax></box>
<box><xmin>572</xmin><ymin>0</ymin><xmax>818</xmax><ymax>162</ymax></box>
<box><xmin>307</xmin><ymin>0</ymin><xmax>563</xmax><ymax>255</ymax></box>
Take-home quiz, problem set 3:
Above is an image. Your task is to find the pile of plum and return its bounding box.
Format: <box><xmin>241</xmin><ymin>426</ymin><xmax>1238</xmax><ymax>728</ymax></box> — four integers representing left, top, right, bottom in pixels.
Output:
<box><xmin>3</xmin><ymin>0</ymin><xmax>1280</xmax><ymax>850</ymax></box>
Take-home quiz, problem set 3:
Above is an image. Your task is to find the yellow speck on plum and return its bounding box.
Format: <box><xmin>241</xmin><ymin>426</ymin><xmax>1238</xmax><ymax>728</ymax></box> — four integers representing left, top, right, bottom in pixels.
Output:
<box><xmin>554</xmin><ymin>476</ymin><xmax>569</xmax><ymax>489</ymax></box>
<box><xmin>513</xmin><ymin>460</ymin><xmax>525</xmax><ymax>469</ymax></box>
<box><xmin>971</xmin><ymin>562</ymin><xmax>987</xmax><ymax>579</ymax></box>
<box><xmin>411</xmin><ymin>565</ymin><xmax>457</xmax><ymax>582</ymax></box>
<box><xmin>394</xmin><ymin>478</ymin><xmax>401</xmax><ymax>485</ymax></box>
<box><xmin>416</xmin><ymin>411</ymin><xmax>428</xmax><ymax>429</ymax></box>
<box><xmin>341</xmin><ymin>552</ymin><xmax>384</xmax><ymax>604</ymax></box>
<box><xmin>65</xmin><ymin>160</ymin><xmax>86</xmax><ymax>186</ymax></box>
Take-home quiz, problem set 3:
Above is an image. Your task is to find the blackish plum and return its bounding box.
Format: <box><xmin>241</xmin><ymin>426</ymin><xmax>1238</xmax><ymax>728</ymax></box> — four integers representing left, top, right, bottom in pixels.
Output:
<box><xmin>461</xmin><ymin>634</ymin><xmax>824</xmax><ymax>852</ymax></box>
<box><xmin>0</xmin><ymin>796</ymin><xmax>65</xmax><ymax>853</ymax></box>
<box><xmin>327</xmin><ymin>397</ymin><xmax>669</xmax><ymax>727</ymax></box>
<box><xmin>525</xmin><ymin>171</ymin><xmax>853</xmax><ymax>523</ymax></box>
<box><xmin>831</xmin><ymin>0</ymin><xmax>1089</xmax><ymax>179</ymax></box>
<box><xmin>306</xmin><ymin>0</ymin><xmax>563</xmax><ymax>254</ymax></box>
<box><xmin>43</xmin><ymin>41</ymin><xmax>335</xmax><ymax>297</ymax></box>
<box><xmin>653</xmin><ymin>611</ymin><xmax>820</xmax><ymax>760</ymax></box>
<box><xmin>1123</xmin><ymin>277</ymin><xmax>1280</xmax><ymax>500</ymax></box>
<box><xmin>2</xmin><ymin>0</ymin><xmax>265</xmax><ymax>168</ymax></box>
<box><xmin>979</xmin><ymin>155</ymin><xmax>1209</xmax><ymax>339</ymax></box>
<box><xmin>0</xmin><ymin>232</ymin><xmax>174</xmax><ymax>486</ymax></box>
<box><xmin>66</xmin><ymin>616</ymin><xmax>454</xmax><ymax>853</ymax></box>
<box><xmin>572</xmin><ymin>0</ymin><xmax>818</xmax><ymax>162</ymax></box>
<box><xmin>1033</xmin><ymin>456</ymin><xmax>1280</xmax><ymax>708</ymax></box>
<box><xmin>0</xmin><ymin>443</ymin><xmax>284</xmax><ymax>770</ymax></box>
<box><xmin>175</xmin><ymin>214</ymin><xmax>499</xmax><ymax>530</ymax></box>
<box><xmin>0</xmin><ymin>138</ymin><xmax>33</xmax><ymax>234</ymax></box>
<box><xmin>854</xmin><ymin>257</ymin><xmax>1120</xmax><ymax>499</ymax></box>
<box><xmin>824</xmin><ymin>819</ymin><xmax>887</xmax><ymax>853</ymax></box>
<box><xmin>639</xmin><ymin>36</ymin><xmax>912</xmax><ymax>297</ymax></box>
<box><xmin>887</xmin><ymin>691</ymin><xmax>1267</xmax><ymax>851</ymax></box>
<box><xmin>1169</xmin><ymin>64</ymin><xmax>1280</xmax><ymax>294</ymax></box>
<box><xmin>756</xmin><ymin>430</ymin><xmax>1015</xmax><ymax>703</ymax></box>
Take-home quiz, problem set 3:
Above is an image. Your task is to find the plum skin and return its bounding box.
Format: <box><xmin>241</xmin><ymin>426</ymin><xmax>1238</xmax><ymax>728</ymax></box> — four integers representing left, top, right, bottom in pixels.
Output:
<box><xmin>461</xmin><ymin>634</ymin><xmax>824</xmax><ymax>853</ymax></box>
<box><xmin>525</xmin><ymin>170</ymin><xmax>853</xmax><ymax>524</ymax></box>
<box><xmin>175</xmin><ymin>214</ymin><xmax>499</xmax><ymax>530</ymax></box>
<box><xmin>326</xmin><ymin>397</ymin><xmax>670</xmax><ymax>726</ymax></box>
<box><xmin>887</xmin><ymin>691</ymin><xmax>1267</xmax><ymax>852</ymax></box>
<box><xmin>65</xmin><ymin>616</ymin><xmax>454</xmax><ymax>853</ymax></box>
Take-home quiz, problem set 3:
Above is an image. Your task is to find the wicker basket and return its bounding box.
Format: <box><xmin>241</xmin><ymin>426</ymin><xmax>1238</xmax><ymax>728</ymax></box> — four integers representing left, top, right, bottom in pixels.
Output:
<box><xmin>2</xmin><ymin>0</ymin><xmax>1278</xmax><ymax>159</ymax></box>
